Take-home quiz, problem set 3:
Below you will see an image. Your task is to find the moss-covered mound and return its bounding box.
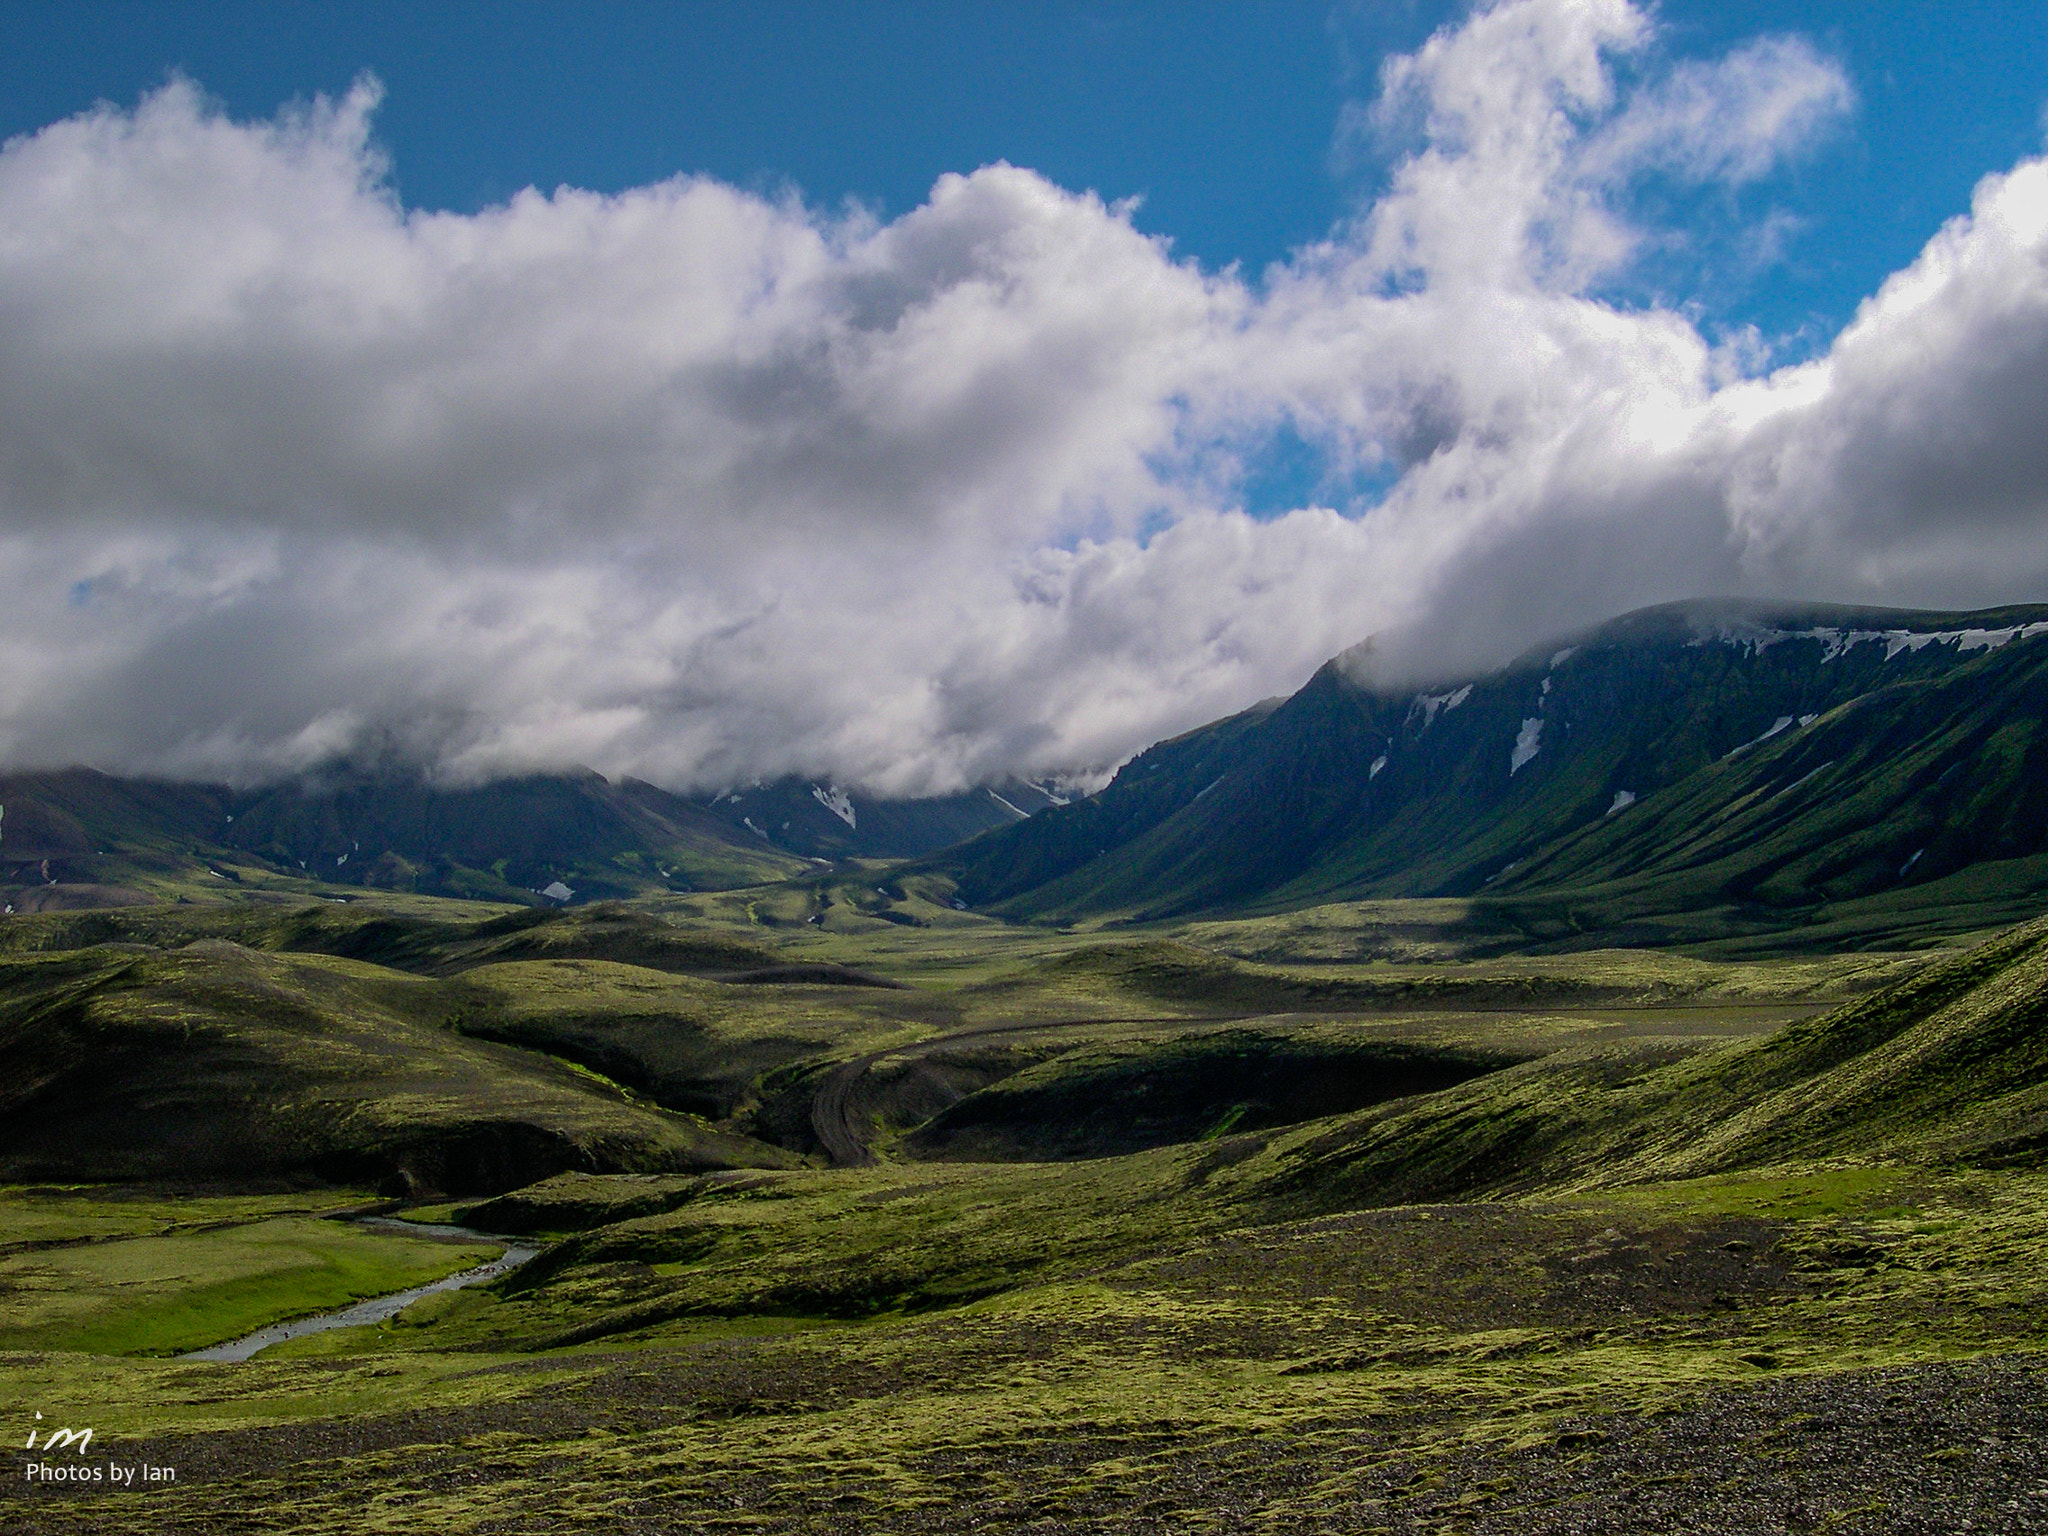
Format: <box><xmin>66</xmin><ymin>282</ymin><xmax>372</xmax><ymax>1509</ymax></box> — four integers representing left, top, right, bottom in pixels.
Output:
<box><xmin>0</xmin><ymin>940</ymin><xmax>798</xmax><ymax>1195</ymax></box>
<box><xmin>903</xmin><ymin>1027</ymin><xmax>1516</xmax><ymax>1161</ymax></box>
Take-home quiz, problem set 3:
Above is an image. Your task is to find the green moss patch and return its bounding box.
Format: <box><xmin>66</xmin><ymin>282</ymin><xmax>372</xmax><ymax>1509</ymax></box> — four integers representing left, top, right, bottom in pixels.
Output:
<box><xmin>0</xmin><ymin>1209</ymin><xmax>497</xmax><ymax>1356</ymax></box>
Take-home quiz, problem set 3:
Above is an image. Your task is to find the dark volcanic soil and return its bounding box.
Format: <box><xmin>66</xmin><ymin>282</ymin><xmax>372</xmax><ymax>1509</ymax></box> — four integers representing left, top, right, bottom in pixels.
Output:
<box><xmin>6</xmin><ymin>1352</ymin><xmax>2045</xmax><ymax>1533</ymax></box>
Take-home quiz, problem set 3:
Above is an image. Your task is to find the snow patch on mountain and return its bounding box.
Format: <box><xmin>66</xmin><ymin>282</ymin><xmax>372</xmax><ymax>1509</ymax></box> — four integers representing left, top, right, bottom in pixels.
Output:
<box><xmin>1773</xmin><ymin>762</ymin><xmax>1833</xmax><ymax>801</ymax></box>
<box><xmin>1412</xmin><ymin>684</ymin><xmax>1473</xmax><ymax>729</ymax></box>
<box><xmin>1510</xmin><ymin>718</ymin><xmax>1544</xmax><ymax>775</ymax></box>
<box><xmin>1706</xmin><ymin>621</ymin><xmax>2048</xmax><ymax>664</ymax></box>
<box><xmin>1726</xmin><ymin>716</ymin><xmax>1795</xmax><ymax>758</ymax></box>
<box><xmin>811</xmin><ymin>784</ymin><xmax>857</xmax><ymax>828</ymax></box>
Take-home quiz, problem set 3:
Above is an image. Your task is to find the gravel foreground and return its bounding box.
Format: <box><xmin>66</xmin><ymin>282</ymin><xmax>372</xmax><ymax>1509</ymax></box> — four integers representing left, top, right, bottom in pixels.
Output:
<box><xmin>5</xmin><ymin>1351</ymin><xmax>2044</xmax><ymax>1534</ymax></box>
<box><xmin>1363</xmin><ymin>1353</ymin><xmax>2048</xmax><ymax>1536</ymax></box>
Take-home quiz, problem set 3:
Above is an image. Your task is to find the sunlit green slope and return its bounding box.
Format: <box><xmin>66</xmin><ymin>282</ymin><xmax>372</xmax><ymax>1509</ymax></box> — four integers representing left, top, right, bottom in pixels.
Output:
<box><xmin>0</xmin><ymin>907</ymin><xmax>816</xmax><ymax>1194</ymax></box>
<box><xmin>447</xmin><ymin>913</ymin><xmax>2048</xmax><ymax>1342</ymax></box>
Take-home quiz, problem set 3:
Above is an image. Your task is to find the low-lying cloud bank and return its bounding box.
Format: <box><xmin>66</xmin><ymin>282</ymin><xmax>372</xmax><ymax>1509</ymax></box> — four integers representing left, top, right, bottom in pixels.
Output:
<box><xmin>1</xmin><ymin>0</ymin><xmax>2044</xmax><ymax>794</ymax></box>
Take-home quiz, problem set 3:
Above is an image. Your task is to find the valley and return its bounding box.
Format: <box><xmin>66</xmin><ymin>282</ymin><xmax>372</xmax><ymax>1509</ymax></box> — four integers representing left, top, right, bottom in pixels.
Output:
<box><xmin>4</xmin><ymin>600</ymin><xmax>2048</xmax><ymax>1532</ymax></box>
<box><xmin>4</xmin><ymin>894</ymin><xmax>2045</xmax><ymax>1532</ymax></box>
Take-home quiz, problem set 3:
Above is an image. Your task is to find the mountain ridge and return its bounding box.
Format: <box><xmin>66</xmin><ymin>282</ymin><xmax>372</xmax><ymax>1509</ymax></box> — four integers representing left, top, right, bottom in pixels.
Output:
<box><xmin>0</xmin><ymin>763</ymin><xmax>1046</xmax><ymax>910</ymax></box>
<box><xmin>7</xmin><ymin>596</ymin><xmax>2048</xmax><ymax>945</ymax></box>
<box><xmin>926</xmin><ymin>598</ymin><xmax>2048</xmax><ymax>943</ymax></box>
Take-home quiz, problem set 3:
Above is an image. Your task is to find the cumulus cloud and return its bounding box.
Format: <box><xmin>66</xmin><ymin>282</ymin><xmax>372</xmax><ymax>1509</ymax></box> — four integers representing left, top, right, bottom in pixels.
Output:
<box><xmin>0</xmin><ymin>0</ymin><xmax>2044</xmax><ymax>792</ymax></box>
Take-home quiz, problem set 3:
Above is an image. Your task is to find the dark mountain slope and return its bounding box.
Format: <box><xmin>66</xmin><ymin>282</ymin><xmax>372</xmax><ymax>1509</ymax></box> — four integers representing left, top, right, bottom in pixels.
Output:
<box><xmin>0</xmin><ymin>765</ymin><xmax>806</xmax><ymax>907</ymax></box>
<box><xmin>0</xmin><ymin>768</ymin><xmax>231</xmax><ymax>905</ymax></box>
<box><xmin>2</xmin><ymin>763</ymin><xmax>1060</xmax><ymax>912</ymax></box>
<box><xmin>934</xmin><ymin>600</ymin><xmax>2048</xmax><ymax>933</ymax></box>
<box><xmin>222</xmin><ymin>769</ymin><xmax>806</xmax><ymax>900</ymax></box>
<box><xmin>0</xmin><ymin>900</ymin><xmax>786</xmax><ymax>978</ymax></box>
<box><xmin>700</xmin><ymin>775</ymin><xmax>1065</xmax><ymax>860</ymax></box>
<box><xmin>920</xmin><ymin>700</ymin><xmax>1284</xmax><ymax>902</ymax></box>
<box><xmin>1469</xmin><ymin>644</ymin><xmax>2048</xmax><ymax>924</ymax></box>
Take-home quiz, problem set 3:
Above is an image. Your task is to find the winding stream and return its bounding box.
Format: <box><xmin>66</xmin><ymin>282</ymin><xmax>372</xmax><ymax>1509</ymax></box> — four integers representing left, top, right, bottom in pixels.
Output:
<box><xmin>180</xmin><ymin>1217</ymin><xmax>538</xmax><ymax>1363</ymax></box>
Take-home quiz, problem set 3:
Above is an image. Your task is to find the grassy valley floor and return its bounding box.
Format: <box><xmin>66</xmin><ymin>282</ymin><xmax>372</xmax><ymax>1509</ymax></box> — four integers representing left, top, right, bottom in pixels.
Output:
<box><xmin>1</xmin><ymin>896</ymin><xmax>2044</xmax><ymax>1532</ymax></box>
<box><xmin>4</xmin><ymin>1164</ymin><xmax>2046</xmax><ymax>1532</ymax></box>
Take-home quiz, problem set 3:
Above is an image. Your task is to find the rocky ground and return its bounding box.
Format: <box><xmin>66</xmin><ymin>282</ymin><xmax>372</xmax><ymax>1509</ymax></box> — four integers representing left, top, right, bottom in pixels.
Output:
<box><xmin>5</xmin><ymin>1342</ymin><xmax>2043</xmax><ymax>1533</ymax></box>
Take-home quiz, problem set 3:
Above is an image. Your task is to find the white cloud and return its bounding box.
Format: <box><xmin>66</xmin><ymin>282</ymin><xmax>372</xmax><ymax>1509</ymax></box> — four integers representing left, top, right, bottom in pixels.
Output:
<box><xmin>0</xmin><ymin>1</ymin><xmax>2043</xmax><ymax>793</ymax></box>
<box><xmin>1717</xmin><ymin>154</ymin><xmax>2048</xmax><ymax>591</ymax></box>
<box><xmin>1583</xmin><ymin>34</ymin><xmax>1854</xmax><ymax>187</ymax></box>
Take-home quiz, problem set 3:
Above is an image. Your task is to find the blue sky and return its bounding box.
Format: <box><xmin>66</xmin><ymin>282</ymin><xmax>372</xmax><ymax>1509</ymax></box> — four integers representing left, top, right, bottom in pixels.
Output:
<box><xmin>2</xmin><ymin>1</ymin><xmax>2047</xmax><ymax>790</ymax></box>
<box><xmin>3</xmin><ymin>2</ymin><xmax>2041</xmax><ymax>349</ymax></box>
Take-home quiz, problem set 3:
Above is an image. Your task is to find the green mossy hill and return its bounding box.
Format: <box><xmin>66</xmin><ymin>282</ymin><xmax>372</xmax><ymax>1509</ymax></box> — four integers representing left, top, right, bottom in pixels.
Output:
<box><xmin>1021</xmin><ymin>938</ymin><xmax>1855</xmax><ymax>1012</ymax></box>
<box><xmin>1643</xmin><ymin>912</ymin><xmax>2048</xmax><ymax>1171</ymax></box>
<box><xmin>455</xmin><ymin>1170</ymin><xmax>722</xmax><ymax>1234</ymax></box>
<box><xmin>343</xmin><ymin>902</ymin><xmax>789</xmax><ymax>976</ymax></box>
<box><xmin>901</xmin><ymin>1027</ymin><xmax>1517</xmax><ymax>1162</ymax></box>
<box><xmin>1177</xmin><ymin>902</ymin><xmax>1947</xmax><ymax>979</ymax></box>
<box><xmin>439</xmin><ymin>916</ymin><xmax>2048</xmax><ymax>1344</ymax></box>
<box><xmin>443</xmin><ymin>954</ymin><xmax>952</xmax><ymax>1124</ymax></box>
<box><xmin>1262</xmin><ymin>912</ymin><xmax>2048</xmax><ymax>1211</ymax></box>
<box><xmin>0</xmin><ymin>900</ymin><xmax>782</xmax><ymax>978</ymax></box>
<box><xmin>0</xmin><ymin>939</ymin><xmax>797</xmax><ymax>1195</ymax></box>
<box><xmin>9</xmin><ymin>915</ymin><xmax>2048</xmax><ymax>1530</ymax></box>
<box><xmin>17</xmin><ymin>1162</ymin><xmax>2048</xmax><ymax>1527</ymax></box>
